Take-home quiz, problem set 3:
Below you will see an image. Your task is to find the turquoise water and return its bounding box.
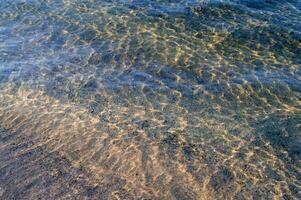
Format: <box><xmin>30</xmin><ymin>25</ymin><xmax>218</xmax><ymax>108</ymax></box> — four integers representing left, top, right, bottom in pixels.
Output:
<box><xmin>0</xmin><ymin>0</ymin><xmax>300</xmax><ymax>199</ymax></box>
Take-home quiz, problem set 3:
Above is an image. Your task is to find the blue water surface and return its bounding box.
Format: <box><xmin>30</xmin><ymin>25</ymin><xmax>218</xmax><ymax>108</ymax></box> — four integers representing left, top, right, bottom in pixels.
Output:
<box><xmin>0</xmin><ymin>0</ymin><xmax>300</xmax><ymax>199</ymax></box>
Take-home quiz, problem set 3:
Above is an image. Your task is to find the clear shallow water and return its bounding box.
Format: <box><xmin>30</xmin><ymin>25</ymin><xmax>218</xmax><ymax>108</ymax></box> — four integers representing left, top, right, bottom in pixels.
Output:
<box><xmin>0</xmin><ymin>0</ymin><xmax>300</xmax><ymax>199</ymax></box>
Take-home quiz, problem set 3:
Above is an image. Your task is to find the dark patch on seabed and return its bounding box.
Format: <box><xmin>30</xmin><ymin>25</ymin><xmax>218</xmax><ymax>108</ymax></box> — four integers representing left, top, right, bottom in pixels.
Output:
<box><xmin>0</xmin><ymin>127</ymin><xmax>132</xmax><ymax>200</ymax></box>
<box><xmin>0</xmin><ymin>0</ymin><xmax>301</xmax><ymax>199</ymax></box>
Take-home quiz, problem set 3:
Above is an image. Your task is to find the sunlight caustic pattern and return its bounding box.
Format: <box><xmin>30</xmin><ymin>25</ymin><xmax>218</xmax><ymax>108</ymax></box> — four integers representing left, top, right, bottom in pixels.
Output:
<box><xmin>0</xmin><ymin>0</ymin><xmax>300</xmax><ymax>199</ymax></box>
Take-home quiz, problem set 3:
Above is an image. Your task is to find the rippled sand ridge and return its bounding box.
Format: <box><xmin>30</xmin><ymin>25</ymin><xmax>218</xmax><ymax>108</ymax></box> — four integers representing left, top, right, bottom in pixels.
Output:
<box><xmin>0</xmin><ymin>0</ymin><xmax>300</xmax><ymax>199</ymax></box>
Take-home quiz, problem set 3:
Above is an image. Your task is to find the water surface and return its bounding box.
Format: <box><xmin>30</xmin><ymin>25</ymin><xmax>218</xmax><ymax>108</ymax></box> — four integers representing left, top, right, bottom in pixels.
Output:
<box><xmin>0</xmin><ymin>0</ymin><xmax>301</xmax><ymax>199</ymax></box>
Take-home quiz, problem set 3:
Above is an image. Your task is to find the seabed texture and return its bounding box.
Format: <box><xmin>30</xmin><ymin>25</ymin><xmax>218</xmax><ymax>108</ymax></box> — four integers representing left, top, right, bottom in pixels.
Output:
<box><xmin>0</xmin><ymin>0</ymin><xmax>300</xmax><ymax>199</ymax></box>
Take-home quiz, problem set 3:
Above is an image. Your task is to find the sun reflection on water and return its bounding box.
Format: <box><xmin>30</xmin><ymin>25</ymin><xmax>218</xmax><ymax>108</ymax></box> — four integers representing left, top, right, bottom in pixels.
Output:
<box><xmin>0</xmin><ymin>0</ymin><xmax>300</xmax><ymax>199</ymax></box>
